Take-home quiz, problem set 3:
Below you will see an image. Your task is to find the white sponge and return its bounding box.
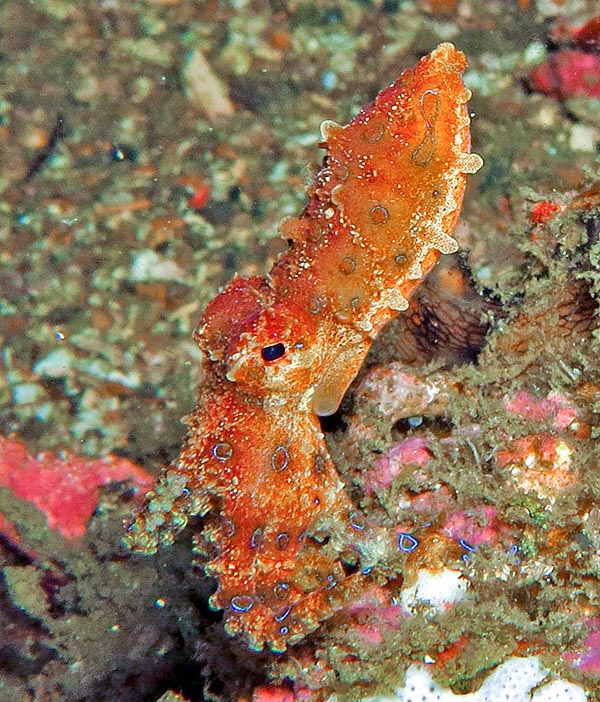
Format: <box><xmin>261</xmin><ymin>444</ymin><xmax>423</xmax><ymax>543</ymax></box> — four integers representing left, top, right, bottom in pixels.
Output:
<box><xmin>363</xmin><ymin>656</ymin><xmax>588</xmax><ymax>702</ymax></box>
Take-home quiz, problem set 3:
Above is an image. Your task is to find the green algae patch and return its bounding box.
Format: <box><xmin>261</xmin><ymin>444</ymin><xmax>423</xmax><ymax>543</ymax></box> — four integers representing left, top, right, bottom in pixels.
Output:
<box><xmin>3</xmin><ymin>565</ymin><xmax>49</xmax><ymax>623</ymax></box>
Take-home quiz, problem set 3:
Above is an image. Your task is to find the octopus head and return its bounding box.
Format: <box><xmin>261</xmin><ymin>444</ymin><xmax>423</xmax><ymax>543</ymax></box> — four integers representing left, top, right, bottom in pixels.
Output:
<box><xmin>195</xmin><ymin>276</ymin><xmax>326</xmax><ymax>405</ymax></box>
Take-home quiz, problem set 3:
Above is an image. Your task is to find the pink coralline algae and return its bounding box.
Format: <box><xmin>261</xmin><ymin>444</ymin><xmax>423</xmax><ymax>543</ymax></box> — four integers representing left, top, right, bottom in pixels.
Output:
<box><xmin>441</xmin><ymin>506</ymin><xmax>512</xmax><ymax>549</ymax></box>
<box><xmin>529</xmin><ymin>14</ymin><xmax>600</xmax><ymax>100</ymax></box>
<box><xmin>529</xmin><ymin>50</ymin><xmax>600</xmax><ymax>100</ymax></box>
<box><xmin>0</xmin><ymin>435</ymin><xmax>153</xmax><ymax>541</ymax></box>
<box><xmin>366</xmin><ymin>436</ymin><xmax>432</xmax><ymax>493</ymax></box>
<box><xmin>503</xmin><ymin>390</ymin><xmax>579</xmax><ymax>431</ymax></box>
<box><xmin>566</xmin><ymin>618</ymin><xmax>600</xmax><ymax>675</ymax></box>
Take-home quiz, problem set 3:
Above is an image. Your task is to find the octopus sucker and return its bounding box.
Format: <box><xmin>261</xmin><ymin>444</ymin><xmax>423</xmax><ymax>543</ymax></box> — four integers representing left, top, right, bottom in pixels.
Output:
<box><xmin>126</xmin><ymin>43</ymin><xmax>481</xmax><ymax>652</ymax></box>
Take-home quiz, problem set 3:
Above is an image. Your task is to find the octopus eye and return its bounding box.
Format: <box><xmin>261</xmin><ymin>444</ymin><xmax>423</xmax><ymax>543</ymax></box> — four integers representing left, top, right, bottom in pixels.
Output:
<box><xmin>261</xmin><ymin>342</ymin><xmax>286</xmax><ymax>362</ymax></box>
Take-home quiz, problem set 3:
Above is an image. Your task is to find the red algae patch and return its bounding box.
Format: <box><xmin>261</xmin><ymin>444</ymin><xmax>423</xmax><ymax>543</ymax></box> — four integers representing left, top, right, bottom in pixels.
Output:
<box><xmin>0</xmin><ymin>436</ymin><xmax>153</xmax><ymax>540</ymax></box>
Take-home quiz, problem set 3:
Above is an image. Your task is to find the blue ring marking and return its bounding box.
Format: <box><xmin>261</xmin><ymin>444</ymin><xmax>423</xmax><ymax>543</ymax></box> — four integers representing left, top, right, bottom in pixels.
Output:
<box><xmin>459</xmin><ymin>539</ymin><xmax>477</xmax><ymax>553</ymax></box>
<box><xmin>398</xmin><ymin>533</ymin><xmax>419</xmax><ymax>553</ymax></box>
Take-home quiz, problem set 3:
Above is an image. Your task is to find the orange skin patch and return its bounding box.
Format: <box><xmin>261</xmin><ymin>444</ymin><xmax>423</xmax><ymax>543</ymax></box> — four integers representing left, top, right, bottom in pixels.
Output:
<box><xmin>125</xmin><ymin>43</ymin><xmax>482</xmax><ymax>652</ymax></box>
